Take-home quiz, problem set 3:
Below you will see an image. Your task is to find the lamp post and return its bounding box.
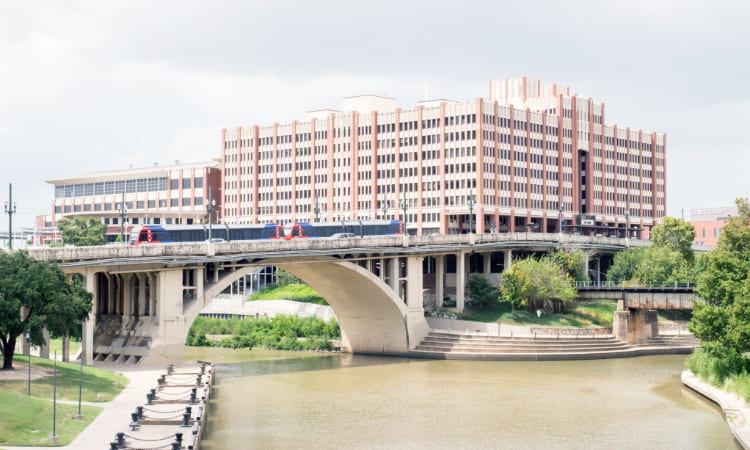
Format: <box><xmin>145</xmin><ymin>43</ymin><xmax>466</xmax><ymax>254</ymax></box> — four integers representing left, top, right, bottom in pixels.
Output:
<box><xmin>26</xmin><ymin>331</ymin><xmax>31</xmax><ymax>396</ymax></box>
<box><xmin>382</xmin><ymin>201</ymin><xmax>388</xmax><ymax>220</ymax></box>
<box><xmin>207</xmin><ymin>186</ymin><xmax>215</xmax><ymax>241</ymax></box>
<box><xmin>558</xmin><ymin>205</ymin><xmax>564</xmax><ymax>234</ymax></box>
<box><xmin>400</xmin><ymin>194</ymin><xmax>408</xmax><ymax>235</ymax></box>
<box><xmin>467</xmin><ymin>195</ymin><xmax>474</xmax><ymax>234</ymax></box>
<box><xmin>314</xmin><ymin>197</ymin><xmax>320</xmax><ymax>222</ymax></box>
<box><xmin>4</xmin><ymin>183</ymin><xmax>17</xmax><ymax>249</ymax></box>
<box><xmin>51</xmin><ymin>351</ymin><xmax>58</xmax><ymax>443</ymax></box>
<box><xmin>118</xmin><ymin>192</ymin><xmax>127</xmax><ymax>244</ymax></box>
<box><xmin>625</xmin><ymin>210</ymin><xmax>630</xmax><ymax>245</ymax></box>
<box><xmin>76</xmin><ymin>336</ymin><xmax>84</xmax><ymax>420</ymax></box>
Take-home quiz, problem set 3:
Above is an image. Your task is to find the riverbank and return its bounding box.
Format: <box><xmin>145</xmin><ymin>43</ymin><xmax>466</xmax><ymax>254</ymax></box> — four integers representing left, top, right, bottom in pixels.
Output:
<box><xmin>682</xmin><ymin>370</ymin><xmax>750</xmax><ymax>449</ymax></box>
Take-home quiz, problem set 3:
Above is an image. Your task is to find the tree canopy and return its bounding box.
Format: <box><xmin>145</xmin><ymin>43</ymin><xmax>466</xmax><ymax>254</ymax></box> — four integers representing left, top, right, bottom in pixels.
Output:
<box><xmin>57</xmin><ymin>216</ymin><xmax>106</xmax><ymax>246</ymax></box>
<box><xmin>467</xmin><ymin>274</ymin><xmax>497</xmax><ymax>309</ymax></box>
<box><xmin>499</xmin><ymin>256</ymin><xmax>577</xmax><ymax>312</ymax></box>
<box><xmin>650</xmin><ymin>216</ymin><xmax>696</xmax><ymax>262</ymax></box>
<box><xmin>690</xmin><ymin>198</ymin><xmax>750</xmax><ymax>362</ymax></box>
<box><xmin>0</xmin><ymin>251</ymin><xmax>92</xmax><ymax>369</ymax></box>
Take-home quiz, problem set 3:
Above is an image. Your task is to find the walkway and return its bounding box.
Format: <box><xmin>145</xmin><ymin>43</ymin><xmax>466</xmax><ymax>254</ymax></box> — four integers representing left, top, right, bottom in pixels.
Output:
<box><xmin>2</xmin><ymin>364</ymin><xmax>165</xmax><ymax>450</ymax></box>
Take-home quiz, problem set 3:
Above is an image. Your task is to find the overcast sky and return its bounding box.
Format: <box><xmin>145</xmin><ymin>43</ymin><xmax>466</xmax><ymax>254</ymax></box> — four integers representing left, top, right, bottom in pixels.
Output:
<box><xmin>1</xmin><ymin>0</ymin><xmax>748</xmax><ymax>230</ymax></box>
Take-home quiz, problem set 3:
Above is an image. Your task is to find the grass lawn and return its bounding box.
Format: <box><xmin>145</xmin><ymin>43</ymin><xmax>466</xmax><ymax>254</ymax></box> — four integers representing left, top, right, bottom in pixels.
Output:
<box><xmin>1</xmin><ymin>355</ymin><xmax>129</xmax><ymax>402</ymax></box>
<box><xmin>460</xmin><ymin>301</ymin><xmax>617</xmax><ymax>327</ymax></box>
<box><xmin>249</xmin><ymin>283</ymin><xmax>328</xmax><ymax>305</ymax></box>
<box><xmin>46</xmin><ymin>338</ymin><xmax>82</xmax><ymax>357</ymax></box>
<box><xmin>0</xmin><ymin>390</ymin><xmax>101</xmax><ymax>446</ymax></box>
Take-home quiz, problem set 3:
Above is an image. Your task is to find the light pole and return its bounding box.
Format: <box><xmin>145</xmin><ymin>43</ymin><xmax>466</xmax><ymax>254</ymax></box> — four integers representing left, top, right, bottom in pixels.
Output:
<box><xmin>51</xmin><ymin>351</ymin><xmax>58</xmax><ymax>443</ymax></box>
<box><xmin>118</xmin><ymin>192</ymin><xmax>127</xmax><ymax>244</ymax></box>
<box><xmin>467</xmin><ymin>195</ymin><xmax>474</xmax><ymax>234</ymax></box>
<box><xmin>76</xmin><ymin>336</ymin><xmax>84</xmax><ymax>420</ymax></box>
<box><xmin>558</xmin><ymin>205</ymin><xmax>564</xmax><ymax>234</ymax></box>
<box><xmin>207</xmin><ymin>186</ymin><xmax>216</xmax><ymax>241</ymax></box>
<box><xmin>400</xmin><ymin>194</ymin><xmax>408</xmax><ymax>235</ymax></box>
<box><xmin>4</xmin><ymin>183</ymin><xmax>17</xmax><ymax>249</ymax></box>
<box><xmin>382</xmin><ymin>201</ymin><xmax>388</xmax><ymax>220</ymax></box>
<box><xmin>314</xmin><ymin>197</ymin><xmax>320</xmax><ymax>222</ymax></box>
<box><xmin>26</xmin><ymin>331</ymin><xmax>31</xmax><ymax>396</ymax></box>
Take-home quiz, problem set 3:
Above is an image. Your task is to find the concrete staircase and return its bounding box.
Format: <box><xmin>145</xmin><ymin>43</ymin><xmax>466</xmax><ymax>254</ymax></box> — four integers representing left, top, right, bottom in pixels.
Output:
<box><xmin>646</xmin><ymin>333</ymin><xmax>700</xmax><ymax>348</ymax></box>
<box><xmin>410</xmin><ymin>331</ymin><xmax>696</xmax><ymax>361</ymax></box>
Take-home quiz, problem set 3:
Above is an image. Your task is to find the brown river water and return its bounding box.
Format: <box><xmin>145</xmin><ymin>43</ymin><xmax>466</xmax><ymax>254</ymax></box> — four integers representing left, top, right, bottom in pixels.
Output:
<box><xmin>183</xmin><ymin>347</ymin><xmax>738</xmax><ymax>449</ymax></box>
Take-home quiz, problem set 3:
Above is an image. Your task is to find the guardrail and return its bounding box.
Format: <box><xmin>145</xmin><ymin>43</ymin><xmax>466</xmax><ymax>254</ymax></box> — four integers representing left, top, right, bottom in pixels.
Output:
<box><xmin>574</xmin><ymin>281</ymin><xmax>696</xmax><ymax>290</ymax></box>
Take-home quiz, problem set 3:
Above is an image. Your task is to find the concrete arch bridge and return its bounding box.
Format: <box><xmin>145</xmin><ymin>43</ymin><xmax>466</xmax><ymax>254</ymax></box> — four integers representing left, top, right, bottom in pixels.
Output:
<box><xmin>27</xmin><ymin>233</ymin><xmax>642</xmax><ymax>364</ymax></box>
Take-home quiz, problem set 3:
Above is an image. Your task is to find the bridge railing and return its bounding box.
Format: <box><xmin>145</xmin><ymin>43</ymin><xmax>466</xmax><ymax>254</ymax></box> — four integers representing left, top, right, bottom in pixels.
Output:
<box><xmin>574</xmin><ymin>280</ymin><xmax>697</xmax><ymax>291</ymax></box>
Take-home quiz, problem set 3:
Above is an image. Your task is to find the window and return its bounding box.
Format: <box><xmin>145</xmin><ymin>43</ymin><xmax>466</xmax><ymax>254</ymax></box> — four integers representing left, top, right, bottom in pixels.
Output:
<box><xmin>170</xmin><ymin>179</ymin><xmax>179</xmax><ymax>190</ymax></box>
<box><xmin>194</xmin><ymin>177</ymin><xmax>203</xmax><ymax>188</ymax></box>
<box><xmin>171</xmin><ymin>198</ymin><xmax>179</xmax><ymax>207</ymax></box>
<box><xmin>182</xmin><ymin>198</ymin><xmax>191</xmax><ymax>206</ymax></box>
<box><xmin>182</xmin><ymin>178</ymin><xmax>191</xmax><ymax>189</ymax></box>
<box><xmin>148</xmin><ymin>200</ymin><xmax>156</xmax><ymax>208</ymax></box>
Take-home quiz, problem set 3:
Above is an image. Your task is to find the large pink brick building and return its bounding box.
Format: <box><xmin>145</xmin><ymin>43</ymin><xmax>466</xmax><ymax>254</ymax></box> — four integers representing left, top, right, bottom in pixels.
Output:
<box><xmin>220</xmin><ymin>77</ymin><xmax>666</xmax><ymax>236</ymax></box>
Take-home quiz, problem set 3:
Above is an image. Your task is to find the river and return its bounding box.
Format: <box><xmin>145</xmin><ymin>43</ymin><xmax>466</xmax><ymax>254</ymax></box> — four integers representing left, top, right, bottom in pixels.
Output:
<box><xmin>184</xmin><ymin>347</ymin><xmax>738</xmax><ymax>449</ymax></box>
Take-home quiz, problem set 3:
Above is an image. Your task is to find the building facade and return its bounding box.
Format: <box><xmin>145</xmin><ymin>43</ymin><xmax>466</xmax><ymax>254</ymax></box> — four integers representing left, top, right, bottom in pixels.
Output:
<box><xmin>691</xmin><ymin>206</ymin><xmax>737</xmax><ymax>247</ymax></box>
<box><xmin>221</xmin><ymin>77</ymin><xmax>666</xmax><ymax>236</ymax></box>
<box><xmin>47</xmin><ymin>161</ymin><xmax>221</xmax><ymax>241</ymax></box>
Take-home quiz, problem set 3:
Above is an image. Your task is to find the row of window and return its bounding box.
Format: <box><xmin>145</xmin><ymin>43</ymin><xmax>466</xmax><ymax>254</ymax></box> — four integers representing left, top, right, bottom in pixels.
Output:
<box><xmin>55</xmin><ymin>197</ymin><xmax>207</xmax><ymax>213</ymax></box>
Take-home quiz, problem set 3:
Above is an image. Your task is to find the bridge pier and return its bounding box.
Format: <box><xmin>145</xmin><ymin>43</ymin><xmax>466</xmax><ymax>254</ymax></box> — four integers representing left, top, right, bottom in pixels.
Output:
<box><xmin>613</xmin><ymin>308</ymin><xmax>658</xmax><ymax>345</ymax></box>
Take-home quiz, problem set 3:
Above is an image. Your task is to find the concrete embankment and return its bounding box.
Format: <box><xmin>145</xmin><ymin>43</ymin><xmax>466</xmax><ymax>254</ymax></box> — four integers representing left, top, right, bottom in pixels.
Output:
<box><xmin>682</xmin><ymin>370</ymin><xmax>750</xmax><ymax>449</ymax></box>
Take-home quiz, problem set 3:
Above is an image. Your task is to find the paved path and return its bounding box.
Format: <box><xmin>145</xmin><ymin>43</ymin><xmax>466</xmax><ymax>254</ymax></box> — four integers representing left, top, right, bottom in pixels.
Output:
<box><xmin>3</xmin><ymin>364</ymin><xmax>164</xmax><ymax>450</ymax></box>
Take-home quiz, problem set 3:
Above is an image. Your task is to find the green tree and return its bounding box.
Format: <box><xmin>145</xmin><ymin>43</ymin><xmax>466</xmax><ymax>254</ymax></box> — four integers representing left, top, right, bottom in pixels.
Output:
<box><xmin>606</xmin><ymin>248</ymin><xmax>647</xmax><ymax>284</ymax></box>
<box><xmin>690</xmin><ymin>197</ymin><xmax>750</xmax><ymax>361</ymax></box>
<box><xmin>57</xmin><ymin>216</ymin><xmax>106</xmax><ymax>246</ymax></box>
<box><xmin>0</xmin><ymin>251</ymin><xmax>93</xmax><ymax>369</ymax></box>
<box><xmin>466</xmin><ymin>274</ymin><xmax>497</xmax><ymax>309</ymax></box>
<box><xmin>275</xmin><ymin>268</ymin><xmax>303</xmax><ymax>287</ymax></box>
<box><xmin>499</xmin><ymin>257</ymin><xmax>577</xmax><ymax>313</ymax></box>
<box><xmin>632</xmin><ymin>247</ymin><xmax>696</xmax><ymax>286</ymax></box>
<box><xmin>651</xmin><ymin>216</ymin><xmax>696</xmax><ymax>262</ymax></box>
<box><xmin>549</xmin><ymin>249</ymin><xmax>589</xmax><ymax>281</ymax></box>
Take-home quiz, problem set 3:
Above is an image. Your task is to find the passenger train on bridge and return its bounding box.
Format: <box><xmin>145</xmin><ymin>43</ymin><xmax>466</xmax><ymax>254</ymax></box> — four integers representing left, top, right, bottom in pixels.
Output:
<box><xmin>128</xmin><ymin>220</ymin><xmax>404</xmax><ymax>245</ymax></box>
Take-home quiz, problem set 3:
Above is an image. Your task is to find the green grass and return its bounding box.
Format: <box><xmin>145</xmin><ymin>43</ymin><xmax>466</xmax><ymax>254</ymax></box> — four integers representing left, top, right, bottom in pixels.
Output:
<box><xmin>248</xmin><ymin>283</ymin><xmax>328</xmax><ymax>305</ymax></box>
<box><xmin>46</xmin><ymin>338</ymin><xmax>82</xmax><ymax>357</ymax></box>
<box><xmin>0</xmin><ymin>390</ymin><xmax>101</xmax><ymax>446</ymax></box>
<box><xmin>686</xmin><ymin>349</ymin><xmax>750</xmax><ymax>402</ymax></box>
<box><xmin>459</xmin><ymin>301</ymin><xmax>616</xmax><ymax>327</ymax></box>
<box><xmin>1</xmin><ymin>355</ymin><xmax>129</xmax><ymax>402</ymax></box>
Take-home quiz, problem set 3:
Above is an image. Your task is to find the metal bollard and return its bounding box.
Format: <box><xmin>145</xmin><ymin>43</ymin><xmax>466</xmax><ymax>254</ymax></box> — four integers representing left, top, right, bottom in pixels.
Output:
<box><xmin>167</xmin><ymin>364</ymin><xmax>174</xmax><ymax>374</ymax></box>
<box><xmin>175</xmin><ymin>432</ymin><xmax>183</xmax><ymax>445</ymax></box>
<box><xmin>157</xmin><ymin>376</ymin><xmax>164</xmax><ymax>387</ymax></box>
<box><xmin>171</xmin><ymin>440</ymin><xmax>181</xmax><ymax>450</ymax></box>
<box><xmin>110</xmin><ymin>442</ymin><xmax>119</xmax><ymax>450</ymax></box>
<box><xmin>130</xmin><ymin>412</ymin><xmax>139</xmax><ymax>429</ymax></box>
<box><xmin>116</xmin><ymin>432</ymin><xmax>125</xmax><ymax>447</ymax></box>
<box><xmin>200</xmin><ymin>363</ymin><xmax>206</xmax><ymax>375</ymax></box>
<box><xmin>196</xmin><ymin>375</ymin><xmax>202</xmax><ymax>386</ymax></box>
<box><xmin>181</xmin><ymin>406</ymin><xmax>191</xmax><ymax>427</ymax></box>
<box><xmin>136</xmin><ymin>406</ymin><xmax>144</xmax><ymax>420</ymax></box>
<box><xmin>146</xmin><ymin>388</ymin><xmax>155</xmax><ymax>405</ymax></box>
<box><xmin>190</xmin><ymin>388</ymin><xmax>197</xmax><ymax>404</ymax></box>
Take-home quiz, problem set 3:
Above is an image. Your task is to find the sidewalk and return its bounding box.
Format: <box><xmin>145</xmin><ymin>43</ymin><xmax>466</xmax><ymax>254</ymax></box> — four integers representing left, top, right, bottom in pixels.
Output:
<box><xmin>3</xmin><ymin>364</ymin><xmax>165</xmax><ymax>450</ymax></box>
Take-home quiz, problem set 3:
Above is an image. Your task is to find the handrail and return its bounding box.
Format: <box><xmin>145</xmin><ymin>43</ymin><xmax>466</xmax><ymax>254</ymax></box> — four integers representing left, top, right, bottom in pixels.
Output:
<box><xmin>573</xmin><ymin>280</ymin><xmax>696</xmax><ymax>290</ymax></box>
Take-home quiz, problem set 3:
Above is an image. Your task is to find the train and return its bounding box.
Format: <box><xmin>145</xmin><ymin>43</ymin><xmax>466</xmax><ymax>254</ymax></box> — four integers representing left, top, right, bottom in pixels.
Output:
<box><xmin>128</xmin><ymin>220</ymin><xmax>403</xmax><ymax>245</ymax></box>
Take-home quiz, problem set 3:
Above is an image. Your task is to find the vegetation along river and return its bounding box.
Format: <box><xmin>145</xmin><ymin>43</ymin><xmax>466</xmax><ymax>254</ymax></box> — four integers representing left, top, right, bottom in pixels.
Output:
<box><xmin>184</xmin><ymin>347</ymin><xmax>738</xmax><ymax>449</ymax></box>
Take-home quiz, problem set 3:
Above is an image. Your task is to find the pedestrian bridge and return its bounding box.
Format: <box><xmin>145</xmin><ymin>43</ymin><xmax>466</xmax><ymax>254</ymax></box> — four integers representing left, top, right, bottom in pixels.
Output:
<box><xmin>27</xmin><ymin>233</ymin><xmax>649</xmax><ymax>364</ymax></box>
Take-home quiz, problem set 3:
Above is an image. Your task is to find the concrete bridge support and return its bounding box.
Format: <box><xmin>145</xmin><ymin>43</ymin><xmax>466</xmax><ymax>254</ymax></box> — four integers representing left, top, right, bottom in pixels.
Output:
<box><xmin>613</xmin><ymin>308</ymin><xmax>658</xmax><ymax>345</ymax></box>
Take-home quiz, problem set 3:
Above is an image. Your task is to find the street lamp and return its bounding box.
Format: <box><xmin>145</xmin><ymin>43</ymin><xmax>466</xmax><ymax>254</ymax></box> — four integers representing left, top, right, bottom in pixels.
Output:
<box><xmin>118</xmin><ymin>192</ymin><xmax>127</xmax><ymax>244</ymax></box>
<box><xmin>382</xmin><ymin>201</ymin><xmax>388</xmax><ymax>220</ymax></box>
<box><xmin>207</xmin><ymin>186</ymin><xmax>216</xmax><ymax>241</ymax></box>
<box><xmin>625</xmin><ymin>211</ymin><xmax>629</xmax><ymax>239</ymax></box>
<box><xmin>558</xmin><ymin>205</ymin><xmax>564</xmax><ymax>234</ymax></box>
<box><xmin>4</xmin><ymin>183</ymin><xmax>17</xmax><ymax>249</ymax></box>
<box><xmin>25</xmin><ymin>331</ymin><xmax>31</xmax><ymax>396</ymax></box>
<box><xmin>467</xmin><ymin>195</ymin><xmax>474</xmax><ymax>234</ymax></box>
<box><xmin>400</xmin><ymin>194</ymin><xmax>408</xmax><ymax>235</ymax></box>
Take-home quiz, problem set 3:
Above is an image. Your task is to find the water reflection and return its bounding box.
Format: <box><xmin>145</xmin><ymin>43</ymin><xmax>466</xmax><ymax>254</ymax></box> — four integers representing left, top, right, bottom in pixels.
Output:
<box><xmin>185</xmin><ymin>348</ymin><xmax>738</xmax><ymax>449</ymax></box>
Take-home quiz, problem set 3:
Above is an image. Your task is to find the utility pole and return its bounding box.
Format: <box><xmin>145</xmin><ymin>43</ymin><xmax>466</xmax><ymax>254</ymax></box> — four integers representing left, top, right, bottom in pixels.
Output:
<box><xmin>118</xmin><ymin>192</ymin><xmax>127</xmax><ymax>244</ymax></box>
<box><xmin>207</xmin><ymin>185</ymin><xmax>215</xmax><ymax>241</ymax></box>
<box><xmin>400</xmin><ymin>193</ymin><xmax>408</xmax><ymax>235</ymax></box>
<box><xmin>314</xmin><ymin>197</ymin><xmax>320</xmax><ymax>222</ymax></box>
<box><xmin>4</xmin><ymin>183</ymin><xmax>17</xmax><ymax>249</ymax></box>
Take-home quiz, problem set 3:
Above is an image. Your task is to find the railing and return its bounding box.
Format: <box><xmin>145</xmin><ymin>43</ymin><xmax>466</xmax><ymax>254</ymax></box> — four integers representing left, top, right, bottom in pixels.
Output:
<box><xmin>574</xmin><ymin>280</ymin><xmax>696</xmax><ymax>290</ymax></box>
